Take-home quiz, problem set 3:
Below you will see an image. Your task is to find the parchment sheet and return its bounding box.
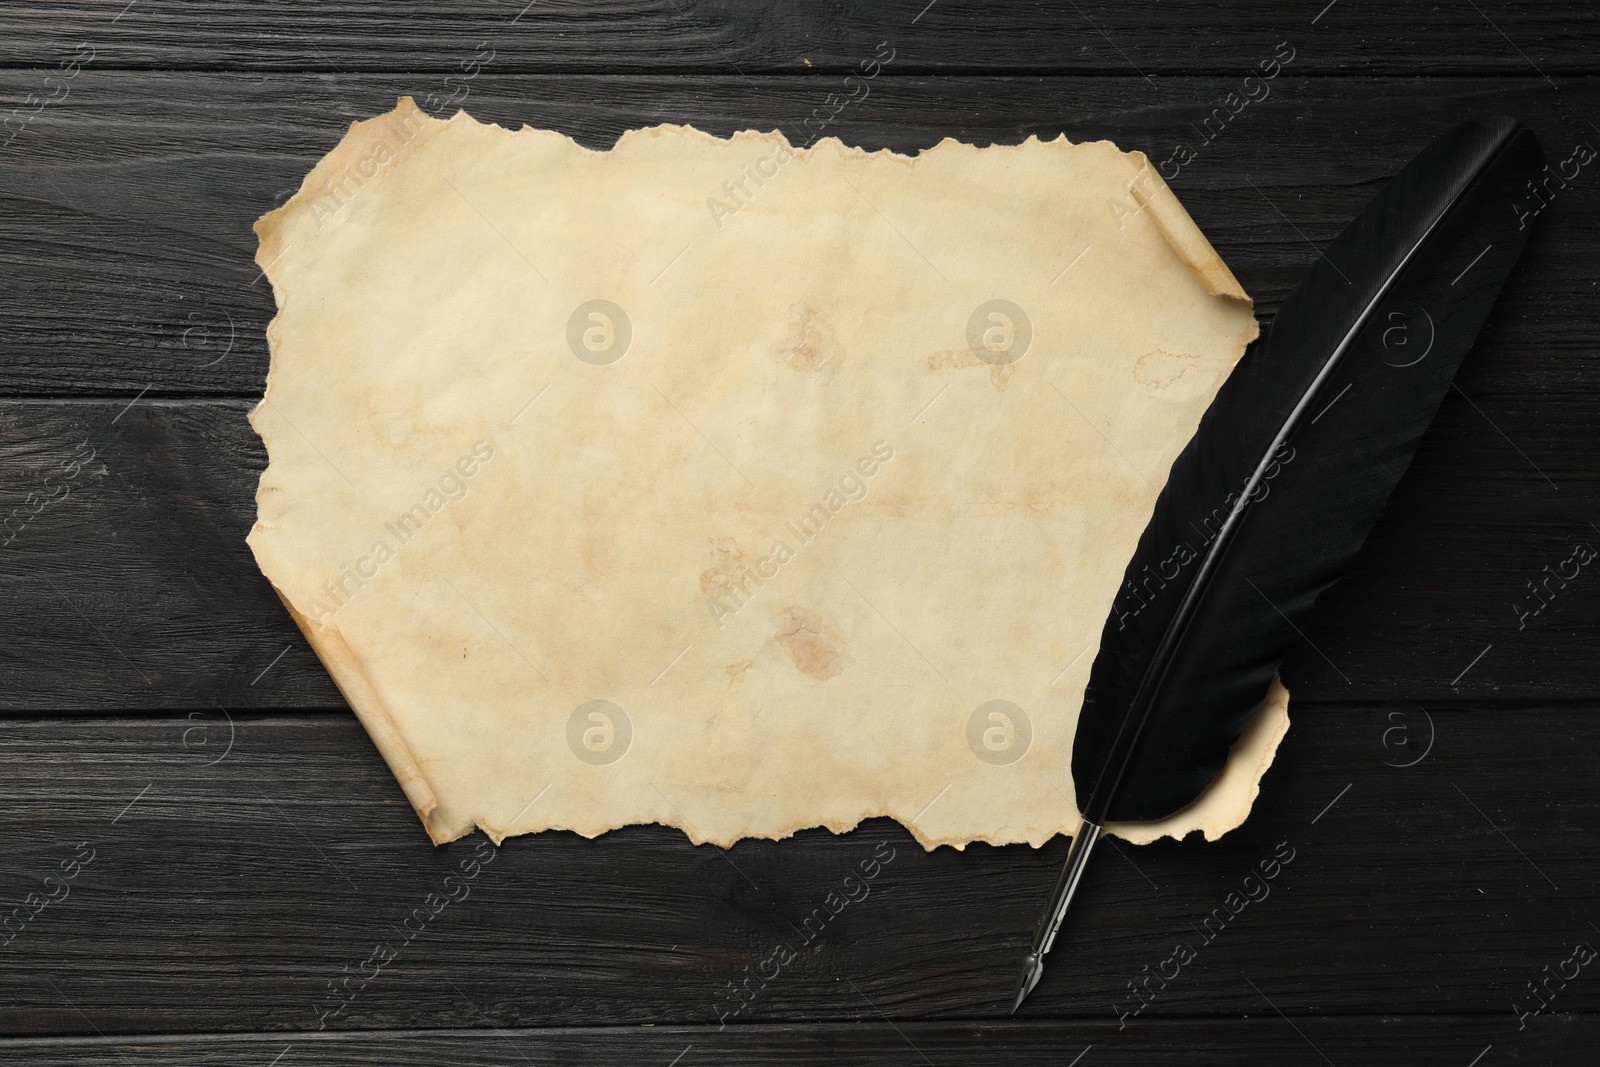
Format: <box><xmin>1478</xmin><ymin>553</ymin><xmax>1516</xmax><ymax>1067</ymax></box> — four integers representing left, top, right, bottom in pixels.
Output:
<box><xmin>250</xmin><ymin>98</ymin><xmax>1289</xmax><ymax>848</ymax></box>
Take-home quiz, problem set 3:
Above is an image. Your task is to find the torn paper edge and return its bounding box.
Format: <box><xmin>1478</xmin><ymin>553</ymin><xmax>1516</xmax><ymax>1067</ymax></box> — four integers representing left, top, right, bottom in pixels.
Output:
<box><xmin>250</xmin><ymin>97</ymin><xmax>1280</xmax><ymax>851</ymax></box>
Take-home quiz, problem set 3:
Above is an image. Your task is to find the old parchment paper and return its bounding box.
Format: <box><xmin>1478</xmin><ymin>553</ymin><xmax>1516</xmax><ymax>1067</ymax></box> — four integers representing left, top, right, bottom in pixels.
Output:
<box><xmin>250</xmin><ymin>98</ymin><xmax>1290</xmax><ymax>848</ymax></box>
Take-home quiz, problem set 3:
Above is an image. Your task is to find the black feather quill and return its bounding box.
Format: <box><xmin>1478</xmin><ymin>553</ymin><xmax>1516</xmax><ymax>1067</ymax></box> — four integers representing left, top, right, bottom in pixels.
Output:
<box><xmin>1015</xmin><ymin>117</ymin><xmax>1545</xmax><ymax>1010</ymax></box>
<box><xmin>1077</xmin><ymin>116</ymin><xmax>1544</xmax><ymax>822</ymax></box>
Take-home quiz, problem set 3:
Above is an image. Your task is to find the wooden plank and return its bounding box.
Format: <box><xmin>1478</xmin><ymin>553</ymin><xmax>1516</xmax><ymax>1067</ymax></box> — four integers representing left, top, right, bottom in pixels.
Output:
<box><xmin>0</xmin><ymin>706</ymin><xmax>1595</xmax><ymax>1034</ymax></box>
<box><xmin>1</xmin><ymin>377</ymin><xmax>1596</xmax><ymax>709</ymax></box>
<box><xmin>0</xmin><ymin>73</ymin><xmax>1596</xmax><ymax>397</ymax></box>
<box><xmin>0</xmin><ymin>1</ymin><xmax>1594</xmax><ymax>76</ymax></box>
<box><xmin>0</xmin><ymin>400</ymin><xmax>339</xmax><ymax>709</ymax></box>
<box><xmin>0</xmin><ymin>1016</ymin><xmax>1587</xmax><ymax>1066</ymax></box>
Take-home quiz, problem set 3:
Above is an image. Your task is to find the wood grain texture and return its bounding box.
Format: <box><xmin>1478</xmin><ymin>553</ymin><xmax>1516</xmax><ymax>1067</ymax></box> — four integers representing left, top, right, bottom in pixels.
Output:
<box><xmin>0</xmin><ymin>1016</ymin><xmax>1588</xmax><ymax>1066</ymax></box>
<box><xmin>0</xmin><ymin>0</ymin><xmax>1593</xmax><ymax>76</ymax></box>
<box><xmin>0</xmin><ymin>401</ymin><xmax>339</xmax><ymax>709</ymax></box>
<box><xmin>1</xmin><ymin>74</ymin><xmax>1595</xmax><ymax>398</ymax></box>
<box><xmin>0</xmin><ymin>706</ymin><xmax>1594</xmax><ymax>1036</ymax></box>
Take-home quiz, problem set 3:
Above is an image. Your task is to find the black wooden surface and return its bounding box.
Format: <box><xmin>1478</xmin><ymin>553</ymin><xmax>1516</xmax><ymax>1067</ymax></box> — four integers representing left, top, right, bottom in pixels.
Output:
<box><xmin>2</xmin><ymin>3</ymin><xmax>1598</xmax><ymax>1064</ymax></box>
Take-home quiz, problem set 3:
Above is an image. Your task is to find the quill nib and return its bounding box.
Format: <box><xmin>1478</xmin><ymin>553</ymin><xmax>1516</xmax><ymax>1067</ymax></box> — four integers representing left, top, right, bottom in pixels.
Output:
<box><xmin>1011</xmin><ymin>950</ymin><xmax>1044</xmax><ymax>1014</ymax></box>
<box><xmin>1011</xmin><ymin>820</ymin><xmax>1101</xmax><ymax>1013</ymax></box>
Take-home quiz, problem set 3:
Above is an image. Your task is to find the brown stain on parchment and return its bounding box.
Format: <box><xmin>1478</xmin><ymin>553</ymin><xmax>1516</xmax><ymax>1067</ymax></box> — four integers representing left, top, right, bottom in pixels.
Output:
<box><xmin>775</xmin><ymin>606</ymin><xmax>850</xmax><ymax>680</ymax></box>
<box><xmin>1133</xmin><ymin>348</ymin><xmax>1233</xmax><ymax>388</ymax></box>
<box><xmin>772</xmin><ymin>304</ymin><xmax>845</xmax><ymax>379</ymax></box>
<box><xmin>700</xmin><ymin>536</ymin><xmax>749</xmax><ymax>600</ymax></box>
<box><xmin>926</xmin><ymin>347</ymin><xmax>1016</xmax><ymax>391</ymax></box>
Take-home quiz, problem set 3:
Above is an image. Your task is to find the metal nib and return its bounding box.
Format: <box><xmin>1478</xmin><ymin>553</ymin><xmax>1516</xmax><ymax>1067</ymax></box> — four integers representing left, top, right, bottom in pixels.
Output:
<box><xmin>1010</xmin><ymin>819</ymin><xmax>1102</xmax><ymax>1014</ymax></box>
<box><xmin>1011</xmin><ymin>950</ymin><xmax>1044</xmax><ymax>1014</ymax></box>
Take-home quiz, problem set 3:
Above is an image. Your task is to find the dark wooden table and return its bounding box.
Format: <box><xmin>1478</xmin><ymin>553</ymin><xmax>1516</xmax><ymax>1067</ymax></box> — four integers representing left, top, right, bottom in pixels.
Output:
<box><xmin>2</xmin><ymin>3</ymin><xmax>1597</xmax><ymax>1063</ymax></box>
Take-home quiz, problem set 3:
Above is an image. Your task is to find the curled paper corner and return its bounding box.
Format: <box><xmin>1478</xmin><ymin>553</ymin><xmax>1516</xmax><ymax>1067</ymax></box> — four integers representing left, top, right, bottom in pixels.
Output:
<box><xmin>269</xmin><ymin>588</ymin><xmax>448</xmax><ymax>837</ymax></box>
<box><xmin>875</xmin><ymin>677</ymin><xmax>1291</xmax><ymax>854</ymax></box>
<box><xmin>248</xmin><ymin>98</ymin><xmax>1279</xmax><ymax>851</ymax></box>
<box><xmin>1107</xmin><ymin>676</ymin><xmax>1293</xmax><ymax>847</ymax></box>
<box><xmin>1127</xmin><ymin>155</ymin><xmax>1254</xmax><ymax>306</ymax></box>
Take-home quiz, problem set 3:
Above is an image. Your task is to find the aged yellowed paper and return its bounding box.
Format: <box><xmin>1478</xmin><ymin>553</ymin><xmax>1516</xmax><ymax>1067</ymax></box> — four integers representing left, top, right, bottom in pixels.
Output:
<box><xmin>250</xmin><ymin>98</ymin><xmax>1288</xmax><ymax>848</ymax></box>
